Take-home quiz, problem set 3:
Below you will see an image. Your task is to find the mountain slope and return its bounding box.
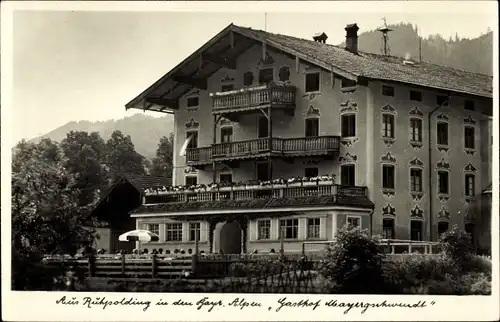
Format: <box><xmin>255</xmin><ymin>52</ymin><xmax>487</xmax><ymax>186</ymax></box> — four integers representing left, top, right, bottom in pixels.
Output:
<box><xmin>34</xmin><ymin>114</ymin><xmax>174</xmax><ymax>159</ymax></box>
<box><xmin>344</xmin><ymin>22</ymin><xmax>493</xmax><ymax>75</ymax></box>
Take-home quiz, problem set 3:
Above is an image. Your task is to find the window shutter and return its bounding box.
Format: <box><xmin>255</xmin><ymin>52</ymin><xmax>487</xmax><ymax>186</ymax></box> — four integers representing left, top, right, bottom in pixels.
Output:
<box><xmin>199</xmin><ymin>221</ymin><xmax>207</xmax><ymax>242</ymax></box>
<box><xmin>320</xmin><ymin>217</ymin><xmax>327</xmax><ymax>239</ymax></box>
<box><xmin>250</xmin><ymin>220</ymin><xmax>258</xmax><ymax>241</ymax></box>
<box><xmin>299</xmin><ymin>218</ymin><xmax>307</xmax><ymax>240</ymax></box>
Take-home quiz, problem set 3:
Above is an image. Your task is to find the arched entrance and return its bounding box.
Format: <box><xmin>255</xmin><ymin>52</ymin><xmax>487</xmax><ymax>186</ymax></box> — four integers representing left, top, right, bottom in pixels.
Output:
<box><xmin>217</xmin><ymin>221</ymin><xmax>242</xmax><ymax>254</ymax></box>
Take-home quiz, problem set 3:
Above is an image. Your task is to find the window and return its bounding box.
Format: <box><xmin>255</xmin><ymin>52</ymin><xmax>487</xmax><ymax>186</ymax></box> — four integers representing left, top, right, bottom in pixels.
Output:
<box><xmin>410</xmin><ymin>118</ymin><xmax>422</xmax><ymax>142</ymax></box>
<box><xmin>220</xmin><ymin>173</ymin><xmax>232</xmax><ymax>184</ymax></box>
<box><xmin>221</xmin><ymin>84</ymin><xmax>234</xmax><ymax>92</ymax></box>
<box><xmin>410</xmin><ymin>168</ymin><xmax>423</xmax><ymax>192</ymax></box>
<box><xmin>341</xmin><ymin>114</ymin><xmax>356</xmax><ymax>137</ymax></box>
<box><xmin>410</xmin><ymin>90</ymin><xmax>422</xmax><ymax>102</ymax></box>
<box><xmin>410</xmin><ymin>220</ymin><xmax>423</xmax><ymax>241</ymax></box>
<box><xmin>258</xmin><ymin>220</ymin><xmax>271</xmax><ymax>240</ymax></box>
<box><xmin>280</xmin><ymin>219</ymin><xmax>299</xmax><ymax>239</ymax></box>
<box><xmin>166</xmin><ymin>223</ymin><xmax>183</xmax><ymax>241</ymax></box>
<box><xmin>187</xmin><ymin>97</ymin><xmax>199</xmax><ymax>108</ymax></box>
<box><xmin>382</xmin><ymin>85</ymin><xmax>394</xmax><ymax>96</ymax></box>
<box><xmin>340</xmin><ymin>164</ymin><xmax>355</xmax><ymax>186</ymax></box>
<box><xmin>438</xmin><ymin>171</ymin><xmax>449</xmax><ymax>194</ymax></box>
<box><xmin>437</xmin><ymin>122</ymin><xmax>448</xmax><ymax>145</ymax></box>
<box><xmin>437</xmin><ymin>95</ymin><xmax>449</xmax><ymax>106</ymax></box>
<box><xmin>305</xmin><ymin>118</ymin><xmax>319</xmax><ymax>137</ymax></box>
<box><xmin>464</xmin><ymin>100</ymin><xmax>475</xmax><ymax>111</ymax></box>
<box><xmin>465</xmin><ymin>174</ymin><xmax>475</xmax><ymax>196</ymax></box>
<box><xmin>185</xmin><ymin>176</ymin><xmax>197</xmax><ymax>186</ymax></box>
<box><xmin>382</xmin><ymin>218</ymin><xmax>395</xmax><ymax>239</ymax></box>
<box><xmin>347</xmin><ymin>216</ymin><xmax>361</xmax><ymax>229</ymax></box>
<box><xmin>464</xmin><ymin>126</ymin><xmax>475</xmax><ymax>149</ymax></box>
<box><xmin>382</xmin><ymin>165</ymin><xmax>395</xmax><ymax>189</ymax></box>
<box><xmin>186</xmin><ymin>131</ymin><xmax>198</xmax><ymax>149</ymax></box>
<box><xmin>258</xmin><ymin>68</ymin><xmax>274</xmax><ymax>85</ymax></box>
<box><xmin>307</xmin><ymin>218</ymin><xmax>320</xmax><ymax>239</ymax></box>
<box><xmin>148</xmin><ymin>223</ymin><xmax>160</xmax><ymax>236</ymax></box>
<box><xmin>304</xmin><ymin>167</ymin><xmax>319</xmax><ymax>178</ymax></box>
<box><xmin>341</xmin><ymin>78</ymin><xmax>357</xmax><ymax>88</ymax></box>
<box><xmin>438</xmin><ymin>222</ymin><xmax>449</xmax><ymax>237</ymax></box>
<box><xmin>188</xmin><ymin>222</ymin><xmax>201</xmax><ymax>241</ymax></box>
<box><xmin>305</xmin><ymin>72</ymin><xmax>320</xmax><ymax>92</ymax></box>
<box><xmin>382</xmin><ymin>114</ymin><xmax>395</xmax><ymax>138</ymax></box>
<box><xmin>221</xmin><ymin>127</ymin><xmax>233</xmax><ymax>143</ymax></box>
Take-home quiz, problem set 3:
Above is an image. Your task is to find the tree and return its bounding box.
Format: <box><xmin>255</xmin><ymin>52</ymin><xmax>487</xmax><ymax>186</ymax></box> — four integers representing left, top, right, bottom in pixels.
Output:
<box><xmin>105</xmin><ymin>130</ymin><xmax>146</xmax><ymax>182</ymax></box>
<box><xmin>61</xmin><ymin>131</ymin><xmax>108</xmax><ymax>206</ymax></box>
<box><xmin>11</xmin><ymin>139</ymin><xmax>97</xmax><ymax>289</ymax></box>
<box><xmin>149</xmin><ymin>133</ymin><xmax>174</xmax><ymax>177</ymax></box>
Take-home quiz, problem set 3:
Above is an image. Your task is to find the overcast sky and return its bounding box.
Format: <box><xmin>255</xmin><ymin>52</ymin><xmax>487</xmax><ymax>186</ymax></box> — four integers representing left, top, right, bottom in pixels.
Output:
<box><xmin>8</xmin><ymin>1</ymin><xmax>496</xmax><ymax>146</ymax></box>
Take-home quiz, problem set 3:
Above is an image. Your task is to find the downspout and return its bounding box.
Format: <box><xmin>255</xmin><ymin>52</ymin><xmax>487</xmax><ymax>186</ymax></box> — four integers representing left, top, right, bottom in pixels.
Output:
<box><xmin>428</xmin><ymin>95</ymin><xmax>450</xmax><ymax>241</ymax></box>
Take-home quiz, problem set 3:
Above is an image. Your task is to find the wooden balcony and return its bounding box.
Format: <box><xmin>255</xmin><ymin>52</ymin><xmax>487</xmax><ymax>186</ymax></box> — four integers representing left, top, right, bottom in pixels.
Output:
<box><xmin>186</xmin><ymin>136</ymin><xmax>340</xmax><ymax>165</ymax></box>
<box><xmin>211</xmin><ymin>84</ymin><xmax>296</xmax><ymax>114</ymax></box>
<box><xmin>145</xmin><ymin>182</ymin><xmax>368</xmax><ymax>204</ymax></box>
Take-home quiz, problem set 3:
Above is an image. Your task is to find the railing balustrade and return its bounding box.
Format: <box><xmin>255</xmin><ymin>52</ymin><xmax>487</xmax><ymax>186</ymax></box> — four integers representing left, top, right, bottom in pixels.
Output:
<box><xmin>144</xmin><ymin>183</ymin><xmax>368</xmax><ymax>204</ymax></box>
<box><xmin>212</xmin><ymin>84</ymin><xmax>296</xmax><ymax>111</ymax></box>
<box><xmin>187</xmin><ymin>136</ymin><xmax>340</xmax><ymax>163</ymax></box>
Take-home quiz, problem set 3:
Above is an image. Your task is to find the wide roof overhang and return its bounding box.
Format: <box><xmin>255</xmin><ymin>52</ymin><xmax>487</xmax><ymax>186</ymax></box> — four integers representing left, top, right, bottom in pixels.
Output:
<box><xmin>125</xmin><ymin>23</ymin><xmax>358</xmax><ymax>114</ymax></box>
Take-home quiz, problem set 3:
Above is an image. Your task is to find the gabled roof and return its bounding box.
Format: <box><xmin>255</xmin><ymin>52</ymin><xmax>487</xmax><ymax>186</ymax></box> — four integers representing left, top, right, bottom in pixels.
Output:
<box><xmin>126</xmin><ymin>23</ymin><xmax>493</xmax><ymax>112</ymax></box>
<box><xmin>125</xmin><ymin>174</ymin><xmax>172</xmax><ymax>192</ymax></box>
<box><xmin>482</xmin><ymin>183</ymin><xmax>492</xmax><ymax>194</ymax></box>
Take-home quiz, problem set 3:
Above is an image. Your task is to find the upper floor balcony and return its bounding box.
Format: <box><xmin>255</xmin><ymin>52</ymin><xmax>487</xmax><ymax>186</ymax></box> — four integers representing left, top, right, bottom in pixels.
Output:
<box><xmin>186</xmin><ymin>135</ymin><xmax>340</xmax><ymax>166</ymax></box>
<box><xmin>211</xmin><ymin>83</ymin><xmax>296</xmax><ymax>115</ymax></box>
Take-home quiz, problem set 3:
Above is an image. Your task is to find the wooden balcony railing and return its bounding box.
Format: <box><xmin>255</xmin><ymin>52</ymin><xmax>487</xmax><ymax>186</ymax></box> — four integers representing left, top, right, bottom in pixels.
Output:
<box><xmin>212</xmin><ymin>84</ymin><xmax>296</xmax><ymax>112</ymax></box>
<box><xmin>145</xmin><ymin>183</ymin><xmax>368</xmax><ymax>204</ymax></box>
<box><xmin>186</xmin><ymin>136</ymin><xmax>340</xmax><ymax>164</ymax></box>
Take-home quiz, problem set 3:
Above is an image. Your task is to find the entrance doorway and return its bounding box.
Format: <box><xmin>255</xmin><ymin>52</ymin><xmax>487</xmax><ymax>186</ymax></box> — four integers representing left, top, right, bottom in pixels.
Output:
<box><xmin>218</xmin><ymin>221</ymin><xmax>242</xmax><ymax>254</ymax></box>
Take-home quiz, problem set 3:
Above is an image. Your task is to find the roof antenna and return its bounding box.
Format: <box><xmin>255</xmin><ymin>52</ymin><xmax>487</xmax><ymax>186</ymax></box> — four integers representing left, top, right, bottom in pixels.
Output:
<box><xmin>264</xmin><ymin>12</ymin><xmax>267</xmax><ymax>31</ymax></box>
<box><xmin>416</xmin><ymin>25</ymin><xmax>422</xmax><ymax>62</ymax></box>
<box><xmin>377</xmin><ymin>17</ymin><xmax>392</xmax><ymax>56</ymax></box>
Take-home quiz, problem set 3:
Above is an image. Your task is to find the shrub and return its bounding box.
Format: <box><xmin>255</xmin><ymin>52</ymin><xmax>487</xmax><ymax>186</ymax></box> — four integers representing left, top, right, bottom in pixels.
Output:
<box><xmin>439</xmin><ymin>225</ymin><xmax>474</xmax><ymax>268</ymax></box>
<box><xmin>319</xmin><ymin>227</ymin><xmax>386</xmax><ymax>294</ymax></box>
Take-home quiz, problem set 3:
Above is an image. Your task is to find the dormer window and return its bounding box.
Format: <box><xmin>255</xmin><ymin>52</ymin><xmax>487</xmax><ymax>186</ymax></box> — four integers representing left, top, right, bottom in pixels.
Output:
<box><xmin>305</xmin><ymin>72</ymin><xmax>320</xmax><ymax>92</ymax></box>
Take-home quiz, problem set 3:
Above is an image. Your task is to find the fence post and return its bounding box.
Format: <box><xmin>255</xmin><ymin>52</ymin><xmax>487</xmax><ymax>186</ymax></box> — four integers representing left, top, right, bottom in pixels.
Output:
<box><xmin>191</xmin><ymin>253</ymin><xmax>198</xmax><ymax>276</ymax></box>
<box><xmin>408</xmin><ymin>240</ymin><xmax>412</xmax><ymax>254</ymax></box>
<box><xmin>152</xmin><ymin>254</ymin><xmax>157</xmax><ymax>278</ymax></box>
<box><xmin>88</xmin><ymin>254</ymin><xmax>95</xmax><ymax>277</ymax></box>
<box><xmin>121</xmin><ymin>254</ymin><xmax>126</xmax><ymax>277</ymax></box>
<box><xmin>301</xmin><ymin>243</ymin><xmax>305</xmax><ymax>257</ymax></box>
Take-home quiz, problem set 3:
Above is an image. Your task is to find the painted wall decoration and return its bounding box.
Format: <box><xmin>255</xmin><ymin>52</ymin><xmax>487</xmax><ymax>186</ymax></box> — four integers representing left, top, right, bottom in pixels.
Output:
<box><xmin>221</xmin><ymin>73</ymin><xmax>235</xmax><ymax>83</ymax></box>
<box><xmin>382</xmin><ymin>204</ymin><xmax>396</xmax><ymax>217</ymax></box>
<box><xmin>409</xmin><ymin>106</ymin><xmax>423</xmax><ymax>118</ymax></box>
<box><xmin>409</xmin><ymin>157</ymin><xmax>424</xmax><ymax>168</ymax></box>
<box><xmin>243</xmin><ymin>71</ymin><xmax>254</xmax><ymax>86</ymax></box>
<box><xmin>437</xmin><ymin>158</ymin><xmax>450</xmax><ymax>171</ymax></box>
<box><xmin>464</xmin><ymin>114</ymin><xmax>477</xmax><ymax>126</ymax></box>
<box><xmin>303</xmin><ymin>92</ymin><xmax>322</xmax><ymax>100</ymax></box>
<box><xmin>258</xmin><ymin>52</ymin><xmax>275</xmax><ymax>66</ymax></box>
<box><xmin>338</xmin><ymin>152</ymin><xmax>358</xmax><ymax>164</ymax></box>
<box><xmin>185</xmin><ymin>118</ymin><xmax>200</xmax><ymax>130</ymax></box>
<box><xmin>306</xmin><ymin>105</ymin><xmax>321</xmax><ymax>117</ymax></box>
<box><xmin>381</xmin><ymin>103</ymin><xmax>396</xmax><ymax>114</ymax></box>
<box><xmin>410</xmin><ymin>205</ymin><xmax>424</xmax><ymax>219</ymax></box>
<box><xmin>380</xmin><ymin>152</ymin><xmax>397</xmax><ymax>164</ymax></box>
<box><xmin>219</xmin><ymin>117</ymin><xmax>232</xmax><ymax>126</ymax></box>
<box><xmin>464</xmin><ymin>162</ymin><xmax>477</xmax><ymax>174</ymax></box>
<box><xmin>339</xmin><ymin>100</ymin><xmax>358</xmax><ymax>114</ymax></box>
<box><xmin>184</xmin><ymin>166</ymin><xmax>197</xmax><ymax>174</ymax></box>
<box><xmin>438</xmin><ymin>207</ymin><xmax>450</xmax><ymax>222</ymax></box>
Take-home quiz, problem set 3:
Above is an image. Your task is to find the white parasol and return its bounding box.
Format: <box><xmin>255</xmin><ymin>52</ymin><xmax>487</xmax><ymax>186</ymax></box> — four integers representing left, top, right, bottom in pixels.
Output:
<box><xmin>119</xmin><ymin>230</ymin><xmax>160</xmax><ymax>242</ymax></box>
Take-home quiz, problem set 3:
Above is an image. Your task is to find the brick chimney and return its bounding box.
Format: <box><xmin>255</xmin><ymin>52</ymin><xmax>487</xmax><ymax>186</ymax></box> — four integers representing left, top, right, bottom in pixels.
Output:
<box><xmin>345</xmin><ymin>23</ymin><xmax>359</xmax><ymax>53</ymax></box>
